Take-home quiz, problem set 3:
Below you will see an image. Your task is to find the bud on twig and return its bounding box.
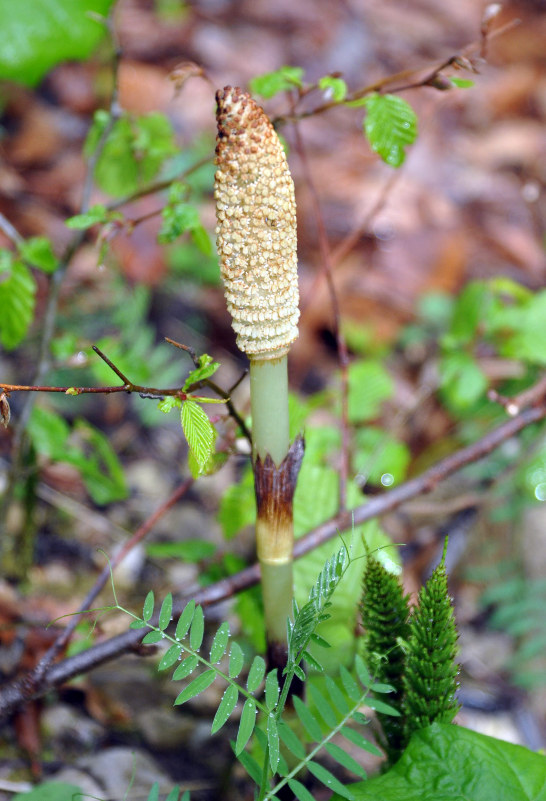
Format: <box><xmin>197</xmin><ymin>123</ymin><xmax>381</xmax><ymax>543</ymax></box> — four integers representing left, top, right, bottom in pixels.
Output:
<box><xmin>215</xmin><ymin>87</ymin><xmax>299</xmax><ymax>360</ymax></box>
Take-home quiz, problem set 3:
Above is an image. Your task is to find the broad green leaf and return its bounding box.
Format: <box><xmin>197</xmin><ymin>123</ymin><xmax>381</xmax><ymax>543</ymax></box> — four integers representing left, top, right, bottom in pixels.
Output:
<box><xmin>158</xmin><ymin>643</ymin><xmax>182</xmax><ymax>671</ymax></box>
<box><xmin>319</xmin><ymin>75</ymin><xmax>348</xmax><ymax>102</ymax></box>
<box><xmin>324</xmin><ymin>743</ymin><xmax>367</xmax><ymax>778</ymax></box>
<box><xmin>293</xmin><ymin>696</ymin><xmax>323</xmax><ymax>742</ymax></box>
<box><xmin>247</xmin><ymin>655</ymin><xmax>266</xmax><ymax>693</ymax></box>
<box><xmin>347</xmin><ymin>360</ymin><xmax>393</xmax><ymax>423</ymax></box>
<box><xmin>174</xmin><ymin>669</ymin><xmax>216</xmax><ymax>706</ymax></box>
<box><xmin>308</xmin><ymin>761</ymin><xmax>355</xmax><ymax>799</ymax></box>
<box><xmin>211</xmin><ymin>684</ymin><xmax>238</xmax><ymax>734</ymax></box>
<box><xmin>0</xmin><ymin>0</ymin><xmax>114</xmax><ymax>86</ymax></box>
<box><xmin>209</xmin><ymin>621</ymin><xmax>230</xmax><ymax>663</ymax></box>
<box><xmin>12</xmin><ymin>781</ymin><xmax>84</xmax><ymax>801</ymax></box>
<box><xmin>288</xmin><ymin>779</ymin><xmax>316</xmax><ymax>801</ymax></box>
<box><xmin>142</xmin><ymin>631</ymin><xmax>163</xmax><ymax>645</ymax></box>
<box><xmin>362</xmin><ymin>93</ymin><xmax>417</xmax><ymax>167</ymax></box>
<box><xmin>218</xmin><ymin>466</ymin><xmax>256</xmax><ymax>539</ymax></box>
<box><xmin>228</xmin><ymin>641</ymin><xmax>245</xmax><ymax>678</ymax></box>
<box><xmin>146</xmin><ymin>540</ymin><xmax>216</xmax><ymax>562</ymax></box>
<box><xmin>278</xmin><ymin>720</ymin><xmax>306</xmax><ymax>760</ymax></box>
<box><xmin>439</xmin><ymin>351</ymin><xmax>487</xmax><ymax>410</ymax></box>
<box><xmin>0</xmin><ymin>252</ymin><xmax>36</xmax><ymax>349</ymax></box>
<box><xmin>181</xmin><ymin>400</ymin><xmax>216</xmax><ymax>476</ymax></box>
<box><xmin>143</xmin><ymin>591</ymin><xmax>155</xmax><ymax>621</ymax></box>
<box><xmin>27</xmin><ymin>406</ymin><xmax>70</xmax><ymax>459</ymax></box>
<box><xmin>175</xmin><ymin>600</ymin><xmax>195</xmax><ymax>641</ymax></box>
<box><xmin>249</xmin><ymin>65</ymin><xmax>304</xmax><ymax>98</ymax></box>
<box><xmin>18</xmin><ymin>237</ymin><xmax>58</xmax><ymax>272</ymax></box>
<box><xmin>189</xmin><ymin>604</ymin><xmax>205</xmax><ymax>651</ymax></box>
<box><xmin>331</xmin><ymin>722</ymin><xmax>546</xmax><ymax>800</ymax></box>
<box><xmin>235</xmin><ymin>697</ymin><xmax>257</xmax><ymax>754</ymax></box>
<box><xmin>268</xmin><ymin>715</ymin><xmax>280</xmax><ymax>773</ymax></box>
<box><xmin>158</xmin><ymin>593</ymin><xmax>173</xmax><ymax>631</ymax></box>
<box><xmin>183</xmin><ymin>355</ymin><xmax>221</xmax><ymax>391</ymax></box>
<box><xmin>172</xmin><ymin>655</ymin><xmax>198</xmax><ymax>680</ymax></box>
<box><xmin>265</xmin><ymin>669</ymin><xmax>280</xmax><ymax>711</ymax></box>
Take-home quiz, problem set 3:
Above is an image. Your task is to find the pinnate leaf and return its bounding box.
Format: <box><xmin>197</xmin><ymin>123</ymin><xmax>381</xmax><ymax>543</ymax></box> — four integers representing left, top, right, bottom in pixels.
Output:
<box><xmin>158</xmin><ymin>593</ymin><xmax>173</xmax><ymax>631</ymax></box>
<box><xmin>278</xmin><ymin>720</ymin><xmax>306</xmax><ymax>760</ymax></box>
<box><xmin>235</xmin><ymin>698</ymin><xmax>257</xmax><ymax>755</ymax></box>
<box><xmin>293</xmin><ymin>696</ymin><xmax>323</xmax><ymax>742</ymax></box>
<box><xmin>143</xmin><ymin>591</ymin><xmax>155</xmax><ymax>621</ymax></box>
<box><xmin>247</xmin><ymin>655</ymin><xmax>266</xmax><ymax>693</ymax></box>
<box><xmin>172</xmin><ymin>655</ymin><xmax>199</xmax><ymax>680</ymax></box>
<box><xmin>142</xmin><ymin>631</ymin><xmax>163</xmax><ymax>645</ymax></box>
<box><xmin>308</xmin><ymin>683</ymin><xmax>338</xmax><ymax>728</ymax></box>
<box><xmin>265</xmin><ymin>669</ymin><xmax>280</xmax><ymax>711</ymax></box>
<box><xmin>210</xmin><ymin>621</ymin><xmax>230</xmax><ymax>663</ymax></box>
<box><xmin>324</xmin><ymin>743</ymin><xmax>367</xmax><ymax>778</ymax></box>
<box><xmin>175</xmin><ymin>600</ymin><xmax>195</xmax><ymax>640</ymax></box>
<box><xmin>174</xmin><ymin>669</ymin><xmax>216</xmax><ymax>706</ymax></box>
<box><xmin>189</xmin><ymin>604</ymin><xmax>205</xmax><ymax>650</ymax></box>
<box><xmin>229</xmin><ymin>642</ymin><xmax>245</xmax><ymax>678</ymax></box>
<box><xmin>268</xmin><ymin>715</ymin><xmax>280</xmax><ymax>773</ymax></box>
<box><xmin>308</xmin><ymin>761</ymin><xmax>355</xmax><ymax>799</ymax></box>
<box><xmin>159</xmin><ymin>644</ymin><xmax>183</xmax><ymax>671</ymax></box>
<box><xmin>288</xmin><ymin>779</ymin><xmax>316</xmax><ymax>801</ymax></box>
<box><xmin>211</xmin><ymin>684</ymin><xmax>238</xmax><ymax>734</ymax></box>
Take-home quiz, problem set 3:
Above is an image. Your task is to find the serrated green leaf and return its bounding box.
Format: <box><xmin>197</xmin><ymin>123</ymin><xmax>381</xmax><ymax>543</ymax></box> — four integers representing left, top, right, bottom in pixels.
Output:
<box><xmin>325</xmin><ymin>676</ymin><xmax>350</xmax><ymax>715</ymax></box>
<box><xmin>210</xmin><ymin>621</ymin><xmax>230</xmax><ymax>663</ymax></box>
<box><xmin>18</xmin><ymin>236</ymin><xmax>58</xmax><ymax>273</ymax></box>
<box><xmin>65</xmin><ymin>204</ymin><xmax>109</xmax><ymax>229</ymax></box>
<box><xmin>293</xmin><ymin>696</ymin><xmax>323</xmax><ymax>742</ymax></box>
<box><xmin>331</xmin><ymin>722</ymin><xmax>546</xmax><ymax>801</ymax></box>
<box><xmin>249</xmin><ymin>65</ymin><xmax>304</xmax><ymax>98</ymax></box>
<box><xmin>174</xmin><ymin>669</ymin><xmax>216</xmax><ymax>706</ymax></box>
<box><xmin>142</xmin><ymin>630</ymin><xmax>163</xmax><ymax>645</ymax></box>
<box><xmin>0</xmin><ymin>0</ymin><xmax>115</xmax><ymax>87</ymax></box>
<box><xmin>158</xmin><ymin>643</ymin><xmax>183</xmax><ymax>671</ymax></box>
<box><xmin>211</xmin><ymin>684</ymin><xmax>238</xmax><ymax>734</ymax></box>
<box><xmin>247</xmin><ymin>655</ymin><xmax>266</xmax><ymax>693</ymax></box>
<box><xmin>158</xmin><ymin>593</ymin><xmax>173</xmax><ymax>631</ymax></box>
<box><xmin>0</xmin><ymin>253</ymin><xmax>36</xmax><ymax>349</ymax></box>
<box><xmin>318</xmin><ymin>75</ymin><xmax>348</xmax><ymax>102</ymax></box>
<box><xmin>325</xmin><ymin>743</ymin><xmax>367</xmax><ymax>778</ymax></box>
<box><xmin>308</xmin><ymin>761</ymin><xmax>355</xmax><ymax>799</ymax></box>
<box><xmin>189</xmin><ymin>604</ymin><xmax>205</xmax><ymax>651</ymax></box>
<box><xmin>181</xmin><ymin>400</ymin><xmax>216</xmax><ymax>476</ymax></box>
<box><xmin>278</xmin><ymin>720</ymin><xmax>306</xmax><ymax>760</ymax></box>
<box><xmin>363</xmin><ymin>93</ymin><xmax>417</xmax><ymax>167</ymax></box>
<box><xmin>347</xmin><ymin>360</ymin><xmax>393</xmax><ymax>424</ymax></box>
<box><xmin>340</xmin><ymin>726</ymin><xmax>382</xmax><ymax>756</ymax></box>
<box><xmin>175</xmin><ymin>600</ymin><xmax>195</xmax><ymax>641</ymax></box>
<box><xmin>265</xmin><ymin>669</ymin><xmax>280</xmax><ymax>711</ymax></box>
<box><xmin>308</xmin><ymin>683</ymin><xmax>338</xmax><ymax>728</ymax></box>
<box><xmin>172</xmin><ymin>655</ymin><xmax>199</xmax><ymax>680</ymax></box>
<box><xmin>340</xmin><ymin>667</ymin><xmax>361</xmax><ymax>702</ymax></box>
<box><xmin>235</xmin><ymin>697</ymin><xmax>257</xmax><ymax>754</ymax></box>
<box><xmin>183</xmin><ymin>356</ymin><xmax>221</xmax><ymax>391</ymax></box>
<box><xmin>228</xmin><ymin>641</ymin><xmax>245</xmax><ymax>678</ymax></box>
<box><xmin>268</xmin><ymin>715</ymin><xmax>280</xmax><ymax>773</ymax></box>
<box><xmin>288</xmin><ymin>779</ymin><xmax>316</xmax><ymax>801</ymax></box>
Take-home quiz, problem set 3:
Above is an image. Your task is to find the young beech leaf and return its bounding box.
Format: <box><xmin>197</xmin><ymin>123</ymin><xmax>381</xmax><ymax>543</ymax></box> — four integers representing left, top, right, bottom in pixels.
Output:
<box><xmin>278</xmin><ymin>720</ymin><xmax>306</xmax><ymax>760</ymax></box>
<box><xmin>143</xmin><ymin>591</ymin><xmax>155</xmax><ymax>621</ymax></box>
<box><xmin>209</xmin><ymin>621</ymin><xmax>230</xmax><ymax>663</ymax></box>
<box><xmin>362</xmin><ymin>93</ymin><xmax>417</xmax><ymax>168</ymax></box>
<box><xmin>158</xmin><ymin>644</ymin><xmax>183</xmax><ymax>671</ymax></box>
<box><xmin>211</xmin><ymin>684</ymin><xmax>238</xmax><ymax>734</ymax></box>
<box><xmin>249</xmin><ymin>65</ymin><xmax>304</xmax><ymax>99</ymax></box>
<box><xmin>324</xmin><ymin>742</ymin><xmax>367</xmax><ymax>778</ymax></box>
<box><xmin>174</xmin><ymin>669</ymin><xmax>216</xmax><ymax>706</ymax></box>
<box><xmin>65</xmin><ymin>204</ymin><xmax>109</xmax><ymax>230</ymax></box>
<box><xmin>318</xmin><ymin>75</ymin><xmax>348</xmax><ymax>102</ymax></box>
<box><xmin>0</xmin><ymin>254</ymin><xmax>36</xmax><ymax>350</ymax></box>
<box><xmin>308</xmin><ymin>761</ymin><xmax>355</xmax><ymax>799</ymax></box>
<box><xmin>180</xmin><ymin>400</ymin><xmax>216</xmax><ymax>476</ymax></box>
<box><xmin>158</xmin><ymin>593</ymin><xmax>173</xmax><ymax>631</ymax></box>
<box><xmin>293</xmin><ymin>696</ymin><xmax>323</xmax><ymax>742</ymax></box>
<box><xmin>265</xmin><ymin>669</ymin><xmax>280</xmax><ymax>711</ymax></box>
<box><xmin>268</xmin><ymin>715</ymin><xmax>280</xmax><ymax>773</ymax></box>
<box><xmin>189</xmin><ymin>604</ymin><xmax>205</xmax><ymax>651</ymax></box>
<box><xmin>235</xmin><ymin>697</ymin><xmax>257</xmax><ymax>754</ymax></box>
<box><xmin>228</xmin><ymin>641</ymin><xmax>245</xmax><ymax>678</ymax></box>
<box><xmin>172</xmin><ymin>655</ymin><xmax>198</xmax><ymax>680</ymax></box>
<box><xmin>288</xmin><ymin>778</ymin><xmax>316</xmax><ymax>801</ymax></box>
<box><xmin>175</xmin><ymin>600</ymin><xmax>196</xmax><ymax>640</ymax></box>
<box><xmin>18</xmin><ymin>236</ymin><xmax>58</xmax><ymax>273</ymax></box>
<box><xmin>247</xmin><ymin>655</ymin><xmax>266</xmax><ymax>693</ymax></box>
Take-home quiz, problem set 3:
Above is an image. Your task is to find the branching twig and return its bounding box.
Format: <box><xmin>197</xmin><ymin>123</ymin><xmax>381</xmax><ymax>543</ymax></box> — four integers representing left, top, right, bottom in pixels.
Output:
<box><xmin>1</xmin><ymin>396</ymin><xmax>544</xmax><ymax>722</ymax></box>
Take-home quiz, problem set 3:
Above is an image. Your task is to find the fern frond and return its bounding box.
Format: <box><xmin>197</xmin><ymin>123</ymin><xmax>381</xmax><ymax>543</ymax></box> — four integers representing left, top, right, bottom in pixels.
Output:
<box><xmin>361</xmin><ymin>553</ymin><xmax>410</xmax><ymax>762</ymax></box>
<box><xmin>402</xmin><ymin>541</ymin><xmax>460</xmax><ymax>745</ymax></box>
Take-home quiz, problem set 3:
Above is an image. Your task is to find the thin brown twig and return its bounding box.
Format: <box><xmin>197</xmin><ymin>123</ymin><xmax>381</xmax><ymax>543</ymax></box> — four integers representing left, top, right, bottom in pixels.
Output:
<box><xmin>2</xmin><ymin>375</ymin><xmax>543</xmax><ymax>723</ymax></box>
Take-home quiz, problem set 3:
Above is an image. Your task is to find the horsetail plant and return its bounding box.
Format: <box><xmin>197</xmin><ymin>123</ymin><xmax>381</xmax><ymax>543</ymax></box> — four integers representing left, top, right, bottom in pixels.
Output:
<box><xmin>215</xmin><ymin>86</ymin><xmax>304</xmax><ymax>659</ymax></box>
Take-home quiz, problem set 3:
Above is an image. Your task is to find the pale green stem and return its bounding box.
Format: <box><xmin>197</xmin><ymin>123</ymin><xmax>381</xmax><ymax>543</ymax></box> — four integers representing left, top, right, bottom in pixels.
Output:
<box><xmin>250</xmin><ymin>357</ymin><xmax>289</xmax><ymax>466</ymax></box>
